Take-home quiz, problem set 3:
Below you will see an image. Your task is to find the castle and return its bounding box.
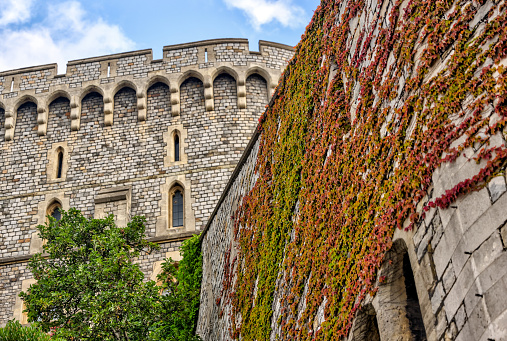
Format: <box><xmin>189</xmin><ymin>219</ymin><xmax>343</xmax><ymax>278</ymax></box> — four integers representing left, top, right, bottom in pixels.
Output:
<box><xmin>0</xmin><ymin>38</ymin><xmax>294</xmax><ymax>324</ymax></box>
<box><xmin>2</xmin><ymin>0</ymin><xmax>507</xmax><ymax>339</ymax></box>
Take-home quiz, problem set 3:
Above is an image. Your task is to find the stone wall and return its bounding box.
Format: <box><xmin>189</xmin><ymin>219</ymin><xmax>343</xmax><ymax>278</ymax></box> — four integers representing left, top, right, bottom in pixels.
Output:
<box><xmin>0</xmin><ymin>38</ymin><xmax>293</xmax><ymax>325</ymax></box>
<box><xmin>197</xmin><ymin>1</ymin><xmax>507</xmax><ymax>341</ymax></box>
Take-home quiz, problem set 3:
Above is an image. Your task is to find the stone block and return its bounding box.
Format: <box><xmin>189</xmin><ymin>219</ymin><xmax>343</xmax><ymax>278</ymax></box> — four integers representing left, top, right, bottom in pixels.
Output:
<box><xmin>442</xmin><ymin>263</ymin><xmax>456</xmax><ymax>293</ymax></box>
<box><xmin>451</xmin><ymin>239</ymin><xmax>471</xmax><ymax>278</ymax></box>
<box><xmin>436</xmin><ymin>308</ymin><xmax>448</xmax><ymax>340</ymax></box>
<box><xmin>455</xmin><ymin>303</ymin><xmax>467</xmax><ymax>332</ymax></box>
<box><xmin>467</xmin><ymin>300</ymin><xmax>490</xmax><ymax>341</ymax></box>
<box><xmin>413</xmin><ymin>221</ymin><xmax>428</xmax><ymax>249</ymax></box>
<box><xmin>480</xmin><ymin>309</ymin><xmax>507</xmax><ymax>341</ymax></box>
<box><xmin>463</xmin><ymin>192</ymin><xmax>507</xmax><ymax>252</ymax></box>
<box><xmin>456</xmin><ymin>187</ymin><xmax>491</xmax><ymax>233</ymax></box>
<box><xmin>487</xmin><ymin>175</ymin><xmax>506</xmax><ymax>203</ymax></box>
<box><xmin>444</xmin><ymin>259</ymin><xmax>474</xmax><ymax>322</ymax></box>
<box><xmin>434</xmin><ymin>211</ymin><xmax>462</xmax><ymax>278</ymax></box>
<box><xmin>417</xmin><ymin>225</ymin><xmax>433</xmax><ymax>262</ymax></box>
<box><xmin>438</xmin><ymin>206</ymin><xmax>454</xmax><ymax>231</ymax></box>
<box><xmin>432</xmin><ymin>213</ymin><xmax>445</xmax><ymax>249</ymax></box>
<box><xmin>470</xmin><ymin>231</ymin><xmax>504</xmax><ymax>277</ymax></box>
<box><xmin>484</xmin><ymin>273</ymin><xmax>507</xmax><ymax>322</ymax></box>
<box><xmin>431</xmin><ymin>282</ymin><xmax>445</xmax><ymax>314</ymax></box>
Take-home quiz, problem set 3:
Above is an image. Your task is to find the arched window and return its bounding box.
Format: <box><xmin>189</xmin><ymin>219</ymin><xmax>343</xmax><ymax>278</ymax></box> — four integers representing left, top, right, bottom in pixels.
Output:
<box><xmin>170</xmin><ymin>185</ymin><xmax>184</xmax><ymax>228</ymax></box>
<box><xmin>57</xmin><ymin>149</ymin><xmax>64</xmax><ymax>179</ymax></box>
<box><xmin>174</xmin><ymin>134</ymin><xmax>180</xmax><ymax>162</ymax></box>
<box><xmin>172</xmin><ymin>190</ymin><xmax>183</xmax><ymax>227</ymax></box>
<box><xmin>47</xmin><ymin>201</ymin><xmax>62</xmax><ymax>222</ymax></box>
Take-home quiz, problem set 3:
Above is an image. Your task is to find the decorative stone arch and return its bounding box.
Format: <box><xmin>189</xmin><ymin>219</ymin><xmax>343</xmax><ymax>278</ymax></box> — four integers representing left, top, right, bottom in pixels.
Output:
<box><xmin>213</xmin><ymin>66</ymin><xmax>245</xmax><ymax>108</ymax></box>
<box><xmin>144</xmin><ymin>76</ymin><xmax>171</xmax><ymax>121</ymax></box>
<box><xmin>46</xmin><ymin>199</ymin><xmax>63</xmax><ymax>221</ymax></box>
<box><xmin>14</xmin><ymin>94</ymin><xmax>39</xmax><ymax>112</ymax></box>
<box><xmin>146</xmin><ymin>75</ymin><xmax>171</xmax><ymax>92</ymax></box>
<box><xmin>144</xmin><ymin>75</ymin><xmax>172</xmax><ymax>119</ymax></box>
<box><xmin>111</xmin><ymin>81</ymin><xmax>138</xmax><ymax>125</ymax></box>
<box><xmin>211</xmin><ymin>66</ymin><xmax>239</xmax><ymax>83</ymax></box>
<box><xmin>246</xmin><ymin>66</ymin><xmax>278</xmax><ymax>99</ymax></box>
<box><xmin>178</xmin><ymin>70</ymin><xmax>205</xmax><ymax>88</ymax></box>
<box><xmin>178</xmin><ymin>71</ymin><xmax>206</xmax><ymax>115</ymax></box>
<box><xmin>30</xmin><ymin>192</ymin><xmax>70</xmax><ymax>254</ymax></box>
<box><xmin>112</xmin><ymin>79</ymin><xmax>138</xmax><ymax>98</ymax></box>
<box><xmin>11</xmin><ymin>95</ymin><xmax>39</xmax><ymax>141</ymax></box>
<box><xmin>47</xmin><ymin>89</ymin><xmax>72</xmax><ymax>105</ymax></box>
<box><xmin>44</xmin><ymin>90</ymin><xmax>72</xmax><ymax>136</ymax></box>
<box><xmin>212</xmin><ymin>67</ymin><xmax>241</xmax><ymax>110</ymax></box>
<box><xmin>79</xmin><ymin>85</ymin><xmax>105</xmax><ymax>103</ymax></box>
<box><xmin>246</xmin><ymin>66</ymin><xmax>271</xmax><ymax>86</ymax></box>
<box><xmin>245</xmin><ymin>70</ymin><xmax>270</xmax><ymax>112</ymax></box>
<box><xmin>373</xmin><ymin>238</ymin><xmax>428</xmax><ymax>341</ymax></box>
<box><xmin>79</xmin><ymin>85</ymin><xmax>105</xmax><ymax>128</ymax></box>
<box><xmin>156</xmin><ymin>175</ymin><xmax>196</xmax><ymax>237</ymax></box>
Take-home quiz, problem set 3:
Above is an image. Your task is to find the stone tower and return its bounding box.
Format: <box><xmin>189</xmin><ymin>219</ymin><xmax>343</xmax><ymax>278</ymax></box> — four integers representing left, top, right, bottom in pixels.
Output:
<box><xmin>0</xmin><ymin>38</ymin><xmax>294</xmax><ymax>324</ymax></box>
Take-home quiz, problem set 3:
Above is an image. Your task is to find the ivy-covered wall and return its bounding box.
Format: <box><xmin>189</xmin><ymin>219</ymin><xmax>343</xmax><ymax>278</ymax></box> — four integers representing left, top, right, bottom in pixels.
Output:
<box><xmin>198</xmin><ymin>0</ymin><xmax>507</xmax><ymax>340</ymax></box>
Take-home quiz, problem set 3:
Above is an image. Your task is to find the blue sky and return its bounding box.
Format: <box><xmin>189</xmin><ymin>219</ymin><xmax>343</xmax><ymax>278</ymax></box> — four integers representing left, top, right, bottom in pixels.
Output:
<box><xmin>0</xmin><ymin>0</ymin><xmax>320</xmax><ymax>73</ymax></box>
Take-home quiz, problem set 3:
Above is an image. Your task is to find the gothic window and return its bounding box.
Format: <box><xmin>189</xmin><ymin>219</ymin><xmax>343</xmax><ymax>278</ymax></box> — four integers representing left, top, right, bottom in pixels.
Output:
<box><xmin>57</xmin><ymin>149</ymin><xmax>64</xmax><ymax>179</ymax></box>
<box><xmin>175</xmin><ymin>134</ymin><xmax>180</xmax><ymax>162</ymax></box>
<box><xmin>170</xmin><ymin>186</ymin><xmax>184</xmax><ymax>228</ymax></box>
<box><xmin>47</xmin><ymin>201</ymin><xmax>62</xmax><ymax>222</ymax></box>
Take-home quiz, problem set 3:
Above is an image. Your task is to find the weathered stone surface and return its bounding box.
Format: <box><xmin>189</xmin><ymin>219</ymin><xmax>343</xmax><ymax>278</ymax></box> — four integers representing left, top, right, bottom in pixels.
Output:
<box><xmin>487</xmin><ymin>175</ymin><xmax>506</xmax><ymax>203</ymax></box>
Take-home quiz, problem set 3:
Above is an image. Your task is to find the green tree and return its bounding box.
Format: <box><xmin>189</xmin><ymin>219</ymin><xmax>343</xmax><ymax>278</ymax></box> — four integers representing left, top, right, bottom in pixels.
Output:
<box><xmin>149</xmin><ymin>233</ymin><xmax>202</xmax><ymax>341</ymax></box>
<box><xmin>0</xmin><ymin>320</ymin><xmax>65</xmax><ymax>341</ymax></box>
<box><xmin>20</xmin><ymin>208</ymin><xmax>161</xmax><ymax>341</ymax></box>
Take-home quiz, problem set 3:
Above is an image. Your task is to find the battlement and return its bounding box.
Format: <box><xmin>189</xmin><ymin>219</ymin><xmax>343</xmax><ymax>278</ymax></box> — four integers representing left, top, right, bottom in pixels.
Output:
<box><xmin>0</xmin><ymin>38</ymin><xmax>293</xmax><ymax>140</ymax></box>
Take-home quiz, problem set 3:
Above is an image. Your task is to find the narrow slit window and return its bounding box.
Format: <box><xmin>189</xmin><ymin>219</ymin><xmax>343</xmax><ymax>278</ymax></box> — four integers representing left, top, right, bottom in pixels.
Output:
<box><xmin>107</xmin><ymin>63</ymin><xmax>111</xmax><ymax>77</ymax></box>
<box><xmin>205</xmin><ymin>48</ymin><xmax>208</xmax><ymax>63</ymax></box>
<box><xmin>175</xmin><ymin>134</ymin><xmax>180</xmax><ymax>162</ymax></box>
<box><xmin>172</xmin><ymin>190</ymin><xmax>183</xmax><ymax>227</ymax></box>
<box><xmin>57</xmin><ymin>150</ymin><xmax>64</xmax><ymax>178</ymax></box>
<box><xmin>10</xmin><ymin>78</ymin><xmax>14</xmax><ymax>92</ymax></box>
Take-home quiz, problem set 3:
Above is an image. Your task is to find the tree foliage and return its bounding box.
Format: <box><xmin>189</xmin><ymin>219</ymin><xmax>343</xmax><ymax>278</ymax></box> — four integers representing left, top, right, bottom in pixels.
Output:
<box><xmin>150</xmin><ymin>234</ymin><xmax>203</xmax><ymax>341</ymax></box>
<box><xmin>0</xmin><ymin>320</ymin><xmax>64</xmax><ymax>341</ymax></box>
<box><xmin>20</xmin><ymin>208</ymin><xmax>203</xmax><ymax>340</ymax></box>
<box><xmin>20</xmin><ymin>208</ymin><xmax>162</xmax><ymax>341</ymax></box>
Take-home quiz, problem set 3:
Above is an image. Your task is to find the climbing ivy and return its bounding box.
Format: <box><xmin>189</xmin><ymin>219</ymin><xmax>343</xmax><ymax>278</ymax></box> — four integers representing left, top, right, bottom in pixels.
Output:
<box><xmin>225</xmin><ymin>0</ymin><xmax>507</xmax><ymax>339</ymax></box>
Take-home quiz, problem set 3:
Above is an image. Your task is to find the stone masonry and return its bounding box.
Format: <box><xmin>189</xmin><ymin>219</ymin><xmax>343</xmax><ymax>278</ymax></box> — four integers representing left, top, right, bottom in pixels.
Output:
<box><xmin>197</xmin><ymin>1</ymin><xmax>507</xmax><ymax>341</ymax></box>
<box><xmin>0</xmin><ymin>38</ymin><xmax>294</xmax><ymax>324</ymax></box>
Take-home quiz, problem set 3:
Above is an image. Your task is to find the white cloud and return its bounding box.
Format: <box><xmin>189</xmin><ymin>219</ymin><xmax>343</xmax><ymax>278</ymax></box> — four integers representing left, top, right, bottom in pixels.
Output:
<box><xmin>224</xmin><ymin>0</ymin><xmax>306</xmax><ymax>30</ymax></box>
<box><xmin>0</xmin><ymin>1</ymin><xmax>135</xmax><ymax>72</ymax></box>
<box><xmin>0</xmin><ymin>0</ymin><xmax>34</xmax><ymax>26</ymax></box>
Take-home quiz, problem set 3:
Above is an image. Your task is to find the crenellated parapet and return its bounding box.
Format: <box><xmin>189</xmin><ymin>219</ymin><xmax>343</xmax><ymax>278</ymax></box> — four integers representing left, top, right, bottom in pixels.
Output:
<box><xmin>0</xmin><ymin>39</ymin><xmax>293</xmax><ymax>141</ymax></box>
